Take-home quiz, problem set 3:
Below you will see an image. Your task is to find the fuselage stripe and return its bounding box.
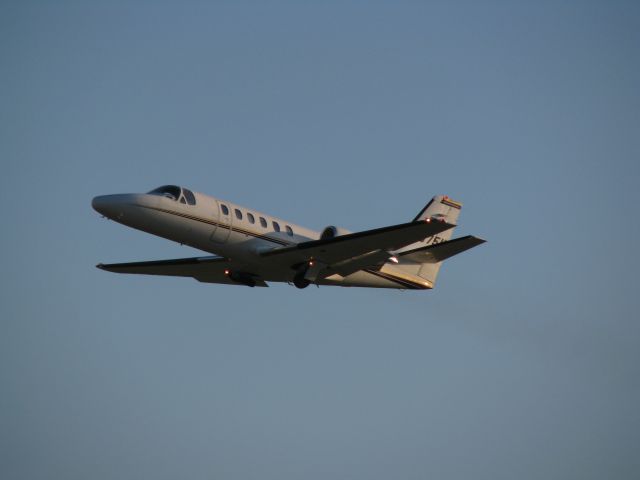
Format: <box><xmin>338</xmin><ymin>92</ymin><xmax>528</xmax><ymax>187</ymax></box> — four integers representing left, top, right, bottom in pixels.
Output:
<box><xmin>363</xmin><ymin>269</ymin><xmax>428</xmax><ymax>290</ymax></box>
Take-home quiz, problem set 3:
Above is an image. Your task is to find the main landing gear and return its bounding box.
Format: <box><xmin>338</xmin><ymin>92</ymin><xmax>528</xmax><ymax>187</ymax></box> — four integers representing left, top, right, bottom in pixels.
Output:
<box><xmin>293</xmin><ymin>259</ymin><xmax>317</xmax><ymax>289</ymax></box>
<box><xmin>293</xmin><ymin>275</ymin><xmax>310</xmax><ymax>289</ymax></box>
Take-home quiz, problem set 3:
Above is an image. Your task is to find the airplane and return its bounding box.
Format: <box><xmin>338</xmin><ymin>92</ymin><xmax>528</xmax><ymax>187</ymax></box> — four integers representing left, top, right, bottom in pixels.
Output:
<box><xmin>92</xmin><ymin>185</ymin><xmax>485</xmax><ymax>290</ymax></box>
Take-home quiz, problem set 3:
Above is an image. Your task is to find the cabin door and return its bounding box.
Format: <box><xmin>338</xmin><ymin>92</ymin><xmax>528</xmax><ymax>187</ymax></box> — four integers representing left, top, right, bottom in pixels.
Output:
<box><xmin>209</xmin><ymin>200</ymin><xmax>232</xmax><ymax>243</ymax></box>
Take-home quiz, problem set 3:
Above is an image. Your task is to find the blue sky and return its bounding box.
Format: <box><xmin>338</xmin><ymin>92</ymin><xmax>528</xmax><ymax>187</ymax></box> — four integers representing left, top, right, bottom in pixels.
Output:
<box><xmin>2</xmin><ymin>1</ymin><xmax>639</xmax><ymax>479</ymax></box>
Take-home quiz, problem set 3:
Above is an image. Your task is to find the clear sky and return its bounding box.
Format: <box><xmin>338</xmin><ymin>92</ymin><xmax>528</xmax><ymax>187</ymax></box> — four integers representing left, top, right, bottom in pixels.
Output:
<box><xmin>2</xmin><ymin>1</ymin><xmax>639</xmax><ymax>479</ymax></box>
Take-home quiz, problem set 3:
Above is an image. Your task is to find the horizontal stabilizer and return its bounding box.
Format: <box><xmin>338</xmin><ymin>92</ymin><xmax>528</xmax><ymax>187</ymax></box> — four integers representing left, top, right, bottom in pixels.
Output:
<box><xmin>399</xmin><ymin>235</ymin><xmax>486</xmax><ymax>263</ymax></box>
<box><xmin>97</xmin><ymin>256</ymin><xmax>268</xmax><ymax>287</ymax></box>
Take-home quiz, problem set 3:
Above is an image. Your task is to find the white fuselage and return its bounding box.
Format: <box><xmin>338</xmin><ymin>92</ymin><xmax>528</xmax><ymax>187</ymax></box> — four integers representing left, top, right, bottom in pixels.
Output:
<box><xmin>93</xmin><ymin>190</ymin><xmax>420</xmax><ymax>289</ymax></box>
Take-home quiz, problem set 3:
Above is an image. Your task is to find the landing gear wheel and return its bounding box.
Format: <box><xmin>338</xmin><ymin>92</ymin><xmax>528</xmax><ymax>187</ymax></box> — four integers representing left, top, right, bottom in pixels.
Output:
<box><xmin>294</xmin><ymin>277</ymin><xmax>310</xmax><ymax>289</ymax></box>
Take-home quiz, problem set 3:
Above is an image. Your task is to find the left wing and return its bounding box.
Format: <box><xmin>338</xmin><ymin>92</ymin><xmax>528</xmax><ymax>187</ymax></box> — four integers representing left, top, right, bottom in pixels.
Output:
<box><xmin>96</xmin><ymin>256</ymin><xmax>268</xmax><ymax>287</ymax></box>
<box><xmin>262</xmin><ymin>219</ymin><xmax>455</xmax><ymax>268</ymax></box>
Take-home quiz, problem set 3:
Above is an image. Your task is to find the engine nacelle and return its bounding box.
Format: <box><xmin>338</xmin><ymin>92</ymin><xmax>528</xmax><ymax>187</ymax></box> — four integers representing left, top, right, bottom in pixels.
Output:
<box><xmin>320</xmin><ymin>225</ymin><xmax>351</xmax><ymax>240</ymax></box>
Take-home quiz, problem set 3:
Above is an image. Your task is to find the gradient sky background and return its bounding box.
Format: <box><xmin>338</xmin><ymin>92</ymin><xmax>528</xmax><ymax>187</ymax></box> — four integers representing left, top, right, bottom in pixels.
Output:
<box><xmin>2</xmin><ymin>1</ymin><xmax>639</xmax><ymax>479</ymax></box>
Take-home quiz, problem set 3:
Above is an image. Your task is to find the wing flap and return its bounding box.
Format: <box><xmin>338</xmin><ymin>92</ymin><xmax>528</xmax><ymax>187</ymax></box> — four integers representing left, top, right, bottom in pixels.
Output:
<box><xmin>330</xmin><ymin>249</ymin><xmax>391</xmax><ymax>277</ymax></box>
<box><xmin>398</xmin><ymin>235</ymin><xmax>486</xmax><ymax>263</ymax></box>
<box><xmin>262</xmin><ymin>220</ymin><xmax>455</xmax><ymax>267</ymax></box>
<box><xmin>97</xmin><ymin>256</ymin><xmax>268</xmax><ymax>287</ymax></box>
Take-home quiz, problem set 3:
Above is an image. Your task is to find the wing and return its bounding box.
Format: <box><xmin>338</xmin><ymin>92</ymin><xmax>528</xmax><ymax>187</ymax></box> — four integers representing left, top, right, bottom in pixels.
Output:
<box><xmin>262</xmin><ymin>220</ymin><xmax>456</xmax><ymax>268</ymax></box>
<box><xmin>96</xmin><ymin>256</ymin><xmax>269</xmax><ymax>287</ymax></box>
<box><xmin>398</xmin><ymin>235</ymin><xmax>486</xmax><ymax>263</ymax></box>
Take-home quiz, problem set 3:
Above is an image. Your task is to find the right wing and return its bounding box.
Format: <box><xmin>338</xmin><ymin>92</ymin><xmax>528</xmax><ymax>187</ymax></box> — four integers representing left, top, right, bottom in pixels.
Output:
<box><xmin>97</xmin><ymin>256</ymin><xmax>268</xmax><ymax>287</ymax></box>
<box><xmin>262</xmin><ymin>220</ymin><xmax>456</xmax><ymax>268</ymax></box>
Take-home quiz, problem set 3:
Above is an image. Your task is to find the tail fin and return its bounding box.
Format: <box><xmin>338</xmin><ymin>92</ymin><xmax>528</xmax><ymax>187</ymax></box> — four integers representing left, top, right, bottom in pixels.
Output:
<box><xmin>412</xmin><ymin>195</ymin><xmax>462</xmax><ymax>229</ymax></box>
<box><xmin>395</xmin><ymin>195</ymin><xmax>470</xmax><ymax>288</ymax></box>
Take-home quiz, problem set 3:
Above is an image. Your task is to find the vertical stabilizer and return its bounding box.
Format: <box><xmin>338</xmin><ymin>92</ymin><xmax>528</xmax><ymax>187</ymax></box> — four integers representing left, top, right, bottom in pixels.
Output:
<box><xmin>396</xmin><ymin>195</ymin><xmax>464</xmax><ymax>287</ymax></box>
<box><xmin>412</xmin><ymin>195</ymin><xmax>462</xmax><ymax>227</ymax></box>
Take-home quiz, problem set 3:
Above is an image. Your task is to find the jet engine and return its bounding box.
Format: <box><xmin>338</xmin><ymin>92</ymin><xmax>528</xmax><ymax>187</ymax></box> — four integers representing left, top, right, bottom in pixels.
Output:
<box><xmin>320</xmin><ymin>225</ymin><xmax>351</xmax><ymax>240</ymax></box>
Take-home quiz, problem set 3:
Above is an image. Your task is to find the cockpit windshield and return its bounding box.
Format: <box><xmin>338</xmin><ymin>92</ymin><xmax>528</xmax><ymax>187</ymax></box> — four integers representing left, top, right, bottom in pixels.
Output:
<box><xmin>148</xmin><ymin>185</ymin><xmax>182</xmax><ymax>201</ymax></box>
<box><xmin>183</xmin><ymin>188</ymin><xmax>196</xmax><ymax>205</ymax></box>
<box><xmin>147</xmin><ymin>185</ymin><xmax>197</xmax><ymax>205</ymax></box>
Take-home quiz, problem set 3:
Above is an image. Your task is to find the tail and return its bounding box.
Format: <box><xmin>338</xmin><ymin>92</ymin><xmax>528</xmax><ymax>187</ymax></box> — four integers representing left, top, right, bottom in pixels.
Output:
<box><xmin>412</xmin><ymin>194</ymin><xmax>462</xmax><ymax>228</ymax></box>
<box><xmin>393</xmin><ymin>195</ymin><xmax>484</xmax><ymax>288</ymax></box>
<box><xmin>411</xmin><ymin>195</ymin><xmax>463</xmax><ymax>246</ymax></box>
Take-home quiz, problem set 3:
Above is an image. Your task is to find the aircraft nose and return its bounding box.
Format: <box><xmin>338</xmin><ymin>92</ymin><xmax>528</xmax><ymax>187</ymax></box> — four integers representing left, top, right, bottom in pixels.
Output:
<box><xmin>92</xmin><ymin>194</ymin><xmax>130</xmax><ymax>219</ymax></box>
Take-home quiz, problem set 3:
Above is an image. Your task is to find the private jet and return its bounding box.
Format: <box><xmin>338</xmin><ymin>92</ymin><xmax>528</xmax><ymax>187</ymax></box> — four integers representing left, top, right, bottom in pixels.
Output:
<box><xmin>92</xmin><ymin>185</ymin><xmax>485</xmax><ymax>289</ymax></box>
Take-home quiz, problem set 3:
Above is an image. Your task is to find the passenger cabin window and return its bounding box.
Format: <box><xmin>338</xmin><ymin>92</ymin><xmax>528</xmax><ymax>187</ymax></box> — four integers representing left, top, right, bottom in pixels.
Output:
<box><xmin>183</xmin><ymin>188</ymin><xmax>196</xmax><ymax>205</ymax></box>
<box><xmin>260</xmin><ymin>217</ymin><xmax>267</xmax><ymax>228</ymax></box>
<box><xmin>247</xmin><ymin>213</ymin><xmax>255</xmax><ymax>224</ymax></box>
<box><xmin>235</xmin><ymin>209</ymin><xmax>243</xmax><ymax>220</ymax></box>
<box><xmin>273</xmin><ymin>221</ymin><xmax>280</xmax><ymax>232</ymax></box>
<box><xmin>285</xmin><ymin>225</ymin><xmax>293</xmax><ymax>236</ymax></box>
<box><xmin>148</xmin><ymin>185</ymin><xmax>181</xmax><ymax>201</ymax></box>
<box><xmin>221</xmin><ymin>204</ymin><xmax>229</xmax><ymax>215</ymax></box>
